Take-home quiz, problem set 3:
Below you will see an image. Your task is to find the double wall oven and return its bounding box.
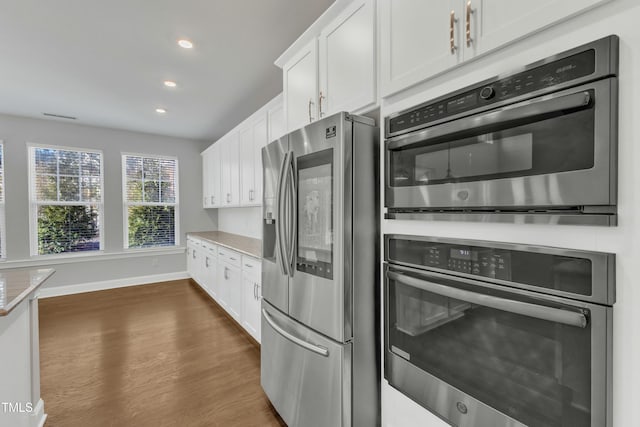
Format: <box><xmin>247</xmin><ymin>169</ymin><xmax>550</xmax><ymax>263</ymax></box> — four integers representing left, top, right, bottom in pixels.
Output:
<box><xmin>385</xmin><ymin>35</ymin><xmax>619</xmax><ymax>226</ymax></box>
<box><xmin>384</xmin><ymin>235</ymin><xmax>615</xmax><ymax>427</ymax></box>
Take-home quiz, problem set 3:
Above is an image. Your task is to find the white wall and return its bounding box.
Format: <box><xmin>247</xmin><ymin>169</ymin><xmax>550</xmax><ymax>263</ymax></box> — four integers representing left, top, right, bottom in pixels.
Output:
<box><xmin>217</xmin><ymin>207</ymin><xmax>262</xmax><ymax>239</ymax></box>
<box><xmin>381</xmin><ymin>1</ymin><xmax>640</xmax><ymax>426</ymax></box>
<box><xmin>0</xmin><ymin>113</ymin><xmax>218</xmax><ymax>289</ymax></box>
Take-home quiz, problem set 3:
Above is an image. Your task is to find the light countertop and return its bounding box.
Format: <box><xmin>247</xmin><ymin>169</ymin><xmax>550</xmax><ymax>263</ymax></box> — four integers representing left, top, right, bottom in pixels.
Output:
<box><xmin>187</xmin><ymin>231</ymin><xmax>261</xmax><ymax>259</ymax></box>
<box><xmin>0</xmin><ymin>268</ymin><xmax>55</xmax><ymax>316</ymax></box>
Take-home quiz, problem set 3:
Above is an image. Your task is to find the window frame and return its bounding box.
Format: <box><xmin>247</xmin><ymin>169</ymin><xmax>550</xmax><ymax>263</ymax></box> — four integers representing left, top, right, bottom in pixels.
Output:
<box><xmin>121</xmin><ymin>152</ymin><xmax>180</xmax><ymax>250</ymax></box>
<box><xmin>27</xmin><ymin>143</ymin><xmax>105</xmax><ymax>257</ymax></box>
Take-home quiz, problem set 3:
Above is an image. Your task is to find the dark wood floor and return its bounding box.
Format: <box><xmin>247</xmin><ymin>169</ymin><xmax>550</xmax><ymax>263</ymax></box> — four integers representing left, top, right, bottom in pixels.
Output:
<box><xmin>39</xmin><ymin>279</ymin><xmax>285</xmax><ymax>427</ymax></box>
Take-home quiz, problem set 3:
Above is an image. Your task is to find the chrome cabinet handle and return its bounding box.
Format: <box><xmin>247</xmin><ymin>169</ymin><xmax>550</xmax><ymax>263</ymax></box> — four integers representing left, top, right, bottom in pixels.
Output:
<box><xmin>226</xmin><ymin>193</ymin><xmax>231</xmax><ymax>203</ymax></box>
<box><xmin>319</xmin><ymin>91</ymin><xmax>325</xmax><ymax>118</ymax></box>
<box><xmin>449</xmin><ymin>10</ymin><xmax>458</xmax><ymax>54</ymax></box>
<box><xmin>230</xmin><ymin>257</ymin><xmax>237</xmax><ymax>261</ymax></box>
<box><xmin>211</xmin><ymin>195</ymin><xmax>214</xmax><ymax>204</ymax></box>
<box><xmin>308</xmin><ymin>99</ymin><xmax>315</xmax><ymax>123</ymax></box>
<box><xmin>388</xmin><ymin>91</ymin><xmax>592</xmax><ymax>151</ymax></box>
<box><xmin>254</xmin><ymin>283</ymin><xmax>257</xmax><ymax>299</ymax></box>
<box><xmin>466</xmin><ymin>1</ymin><xmax>473</xmax><ymax>47</ymax></box>
<box><xmin>262</xmin><ymin>309</ymin><xmax>329</xmax><ymax>356</ymax></box>
<box><xmin>224</xmin><ymin>266</ymin><xmax>229</xmax><ymax>279</ymax></box>
<box><xmin>387</xmin><ymin>270</ymin><xmax>588</xmax><ymax>328</ymax></box>
<box><xmin>205</xmin><ymin>257</ymin><xmax>210</xmax><ymax>268</ymax></box>
<box><xmin>192</xmin><ymin>250</ymin><xmax>196</xmax><ymax>259</ymax></box>
<box><xmin>244</xmin><ymin>263</ymin><xmax>252</xmax><ymax>268</ymax></box>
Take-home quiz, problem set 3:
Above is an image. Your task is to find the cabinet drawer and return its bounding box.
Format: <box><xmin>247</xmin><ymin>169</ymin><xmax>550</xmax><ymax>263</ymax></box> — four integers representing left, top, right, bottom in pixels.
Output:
<box><xmin>201</xmin><ymin>241</ymin><xmax>217</xmax><ymax>256</ymax></box>
<box><xmin>242</xmin><ymin>255</ymin><xmax>262</xmax><ymax>278</ymax></box>
<box><xmin>217</xmin><ymin>247</ymin><xmax>242</xmax><ymax>267</ymax></box>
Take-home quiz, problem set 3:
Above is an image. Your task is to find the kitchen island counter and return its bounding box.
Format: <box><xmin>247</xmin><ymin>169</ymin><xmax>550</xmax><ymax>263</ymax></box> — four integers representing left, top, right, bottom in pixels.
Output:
<box><xmin>0</xmin><ymin>268</ymin><xmax>55</xmax><ymax>316</ymax></box>
<box><xmin>0</xmin><ymin>267</ymin><xmax>54</xmax><ymax>427</ymax></box>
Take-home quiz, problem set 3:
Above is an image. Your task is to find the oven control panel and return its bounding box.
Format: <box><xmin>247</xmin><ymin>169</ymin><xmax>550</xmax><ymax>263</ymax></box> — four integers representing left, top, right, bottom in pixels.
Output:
<box><xmin>424</xmin><ymin>245</ymin><xmax>511</xmax><ymax>281</ymax></box>
<box><xmin>388</xmin><ymin>48</ymin><xmax>598</xmax><ymax>136</ymax></box>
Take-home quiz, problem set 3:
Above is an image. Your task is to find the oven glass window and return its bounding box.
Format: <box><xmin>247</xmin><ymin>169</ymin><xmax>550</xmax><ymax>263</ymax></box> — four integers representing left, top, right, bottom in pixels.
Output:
<box><xmin>296</xmin><ymin>149</ymin><xmax>333</xmax><ymax>279</ymax></box>
<box><xmin>388</xmin><ymin>274</ymin><xmax>592</xmax><ymax>427</ymax></box>
<box><xmin>389</xmin><ymin>98</ymin><xmax>595</xmax><ymax>187</ymax></box>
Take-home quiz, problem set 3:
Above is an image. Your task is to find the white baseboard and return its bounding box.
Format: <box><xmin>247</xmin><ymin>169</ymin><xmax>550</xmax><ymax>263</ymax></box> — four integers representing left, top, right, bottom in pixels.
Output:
<box><xmin>31</xmin><ymin>398</ymin><xmax>46</xmax><ymax>427</ymax></box>
<box><xmin>37</xmin><ymin>272</ymin><xmax>190</xmax><ymax>298</ymax></box>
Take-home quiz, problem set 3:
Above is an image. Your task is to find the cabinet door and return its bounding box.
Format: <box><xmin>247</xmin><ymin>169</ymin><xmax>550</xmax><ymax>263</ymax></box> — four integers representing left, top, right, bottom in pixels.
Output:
<box><xmin>380</xmin><ymin>0</ymin><xmax>459</xmax><ymax>97</ymax></box>
<box><xmin>227</xmin><ymin>265</ymin><xmax>242</xmax><ymax>321</ymax></box>
<box><xmin>217</xmin><ymin>261</ymin><xmax>230</xmax><ymax>309</ymax></box>
<box><xmin>202</xmin><ymin>152</ymin><xmax>210</xmax><ymax>208</ymax></box>
<box><xmin>267</xmin><ymin>99</ymin><xmax>285</xmax><ymax>142</ymax></box>
<box><xmin>319</xmin><ymin>0</ymin><xmax>376</xmax><ymax>116</ymax></box>
<box><xmin>209</xmin><ymin>143</ymin><xmax>221</xmax><ymax>207</ymax></box>
<box><xmin>242</xmin><ymin>274</ymin><xmax>261</xmax><ymax>342</ymax></box>
<box><xmin>202</xmin><ymin>252</ymin><xmax>217</xmax><ymax>295</ymax></box>
<box><xmin>239</xmin><ymin>126</ymin><xmax>255</xmax><ymax>206</ymax></box>
<box><xmin>283</xmin><ymin>39</ymin><xmax>319</xmax><ymax>133</ymax></box>
<box><xmin>252</xmin><ymin>115</ymin><xmax>268</xmax><ymax>205</ymax></box>
<box><xmin>187</xmin><ymin>246</ymin><xmax>196</xmax><ymax>278</ymax></box>
<box><xmin>472</xmin><ymin>0</ymin><xmax>611</xmax><ymax>57</ymax></box>
<box><xmin>221</xmin><ymin>134</ymin><xmax>240</xmax><ymax>206</ymax></box>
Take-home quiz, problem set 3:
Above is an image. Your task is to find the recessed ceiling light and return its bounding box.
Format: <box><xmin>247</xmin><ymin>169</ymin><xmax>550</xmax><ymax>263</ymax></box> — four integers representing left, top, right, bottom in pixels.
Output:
<box><xmin>177</xmin><ymin>39</ymin><xmax>193</xmax><ymax>49</ymax></box>
<box><xmin>155</xmin><ymin>108</ymin><xmax>167</xmax><ymax>114</ymax></box>
<box><xmin>164</xmin><ymin>80</ymin><xmax>177</xmax><ymax>88</ymax></box>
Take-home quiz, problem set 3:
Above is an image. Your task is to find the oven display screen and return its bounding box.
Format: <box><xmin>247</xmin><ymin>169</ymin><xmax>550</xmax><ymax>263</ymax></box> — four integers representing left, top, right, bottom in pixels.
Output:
<box><xmin>446</xmin><ymin>92</ymin><xmax>478</xmax><ymax>114</ymax></box>
<box><xmin>450</xmin><ymin>248</ymin><xmax>477</xmax><ymax>261</ymax></box>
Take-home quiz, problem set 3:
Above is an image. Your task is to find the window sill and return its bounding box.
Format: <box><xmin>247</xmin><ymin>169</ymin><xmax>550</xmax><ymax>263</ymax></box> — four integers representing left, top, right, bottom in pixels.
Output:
<box><xmin>0</xmin><ymin>246</ymin><xmax>186</xmax><ymax>269</ymax></box>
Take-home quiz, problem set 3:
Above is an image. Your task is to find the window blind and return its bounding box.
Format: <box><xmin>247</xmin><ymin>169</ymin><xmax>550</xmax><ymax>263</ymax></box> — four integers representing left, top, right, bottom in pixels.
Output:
<box><xmin>123</xmin><ymin>154</ymin><xmax>178</xmax><ymax>248</ymax></box>
<box><xmin>29</xmin><ymin>146</ymin><xmax>103</xmax><ymax>255</ymax></box>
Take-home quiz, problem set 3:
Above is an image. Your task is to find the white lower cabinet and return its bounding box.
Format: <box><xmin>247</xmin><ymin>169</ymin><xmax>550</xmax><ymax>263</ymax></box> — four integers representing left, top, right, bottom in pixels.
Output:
<box><xmin>241</xmin><ymin>256</ymin><xmax>262</xmax><ymax>342</ymax></box>
<box><xmin>187</xmin><ymin>238</ymin><xmax>262</xmax><ymax>343</ymax></box>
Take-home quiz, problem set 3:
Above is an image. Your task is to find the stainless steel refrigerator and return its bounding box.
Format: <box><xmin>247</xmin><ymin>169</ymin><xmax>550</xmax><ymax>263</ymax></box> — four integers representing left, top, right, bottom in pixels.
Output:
<box><xmin>261</xmin><ymin>112</ymin><xmax>380</xmax><ymax>427</ymax></box>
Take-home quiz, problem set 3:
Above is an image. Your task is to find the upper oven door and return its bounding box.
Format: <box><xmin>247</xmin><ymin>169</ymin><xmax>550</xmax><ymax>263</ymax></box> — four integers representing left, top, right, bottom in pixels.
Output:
<box><xmin>384</xmin><ymin>264</ymin><xmax>611</xmax><ymax>427</ymax></box>
<box><xmin>385</xmin><ymin>78</ymin><xmax>617</xmax><ymax>210</ymax></box>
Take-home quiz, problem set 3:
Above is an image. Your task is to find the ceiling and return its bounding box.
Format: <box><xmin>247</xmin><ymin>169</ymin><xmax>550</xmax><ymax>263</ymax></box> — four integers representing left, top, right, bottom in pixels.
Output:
<box><xmin>0</xmin><ymin>0</ymin><xmax>335</xmax><ymax>141</ymax></box>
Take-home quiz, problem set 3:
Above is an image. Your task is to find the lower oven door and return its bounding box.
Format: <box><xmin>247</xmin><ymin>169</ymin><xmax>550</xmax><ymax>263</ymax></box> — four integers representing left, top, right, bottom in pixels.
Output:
<box><xmin>384</xmin><ymin>264</ymin><xmax>611</xmax><ymax>427</ymax></box>
<box><xmin>261</xmin><ymin>301</ymin><xmax>351</xmax><ymax>427</ymax></box>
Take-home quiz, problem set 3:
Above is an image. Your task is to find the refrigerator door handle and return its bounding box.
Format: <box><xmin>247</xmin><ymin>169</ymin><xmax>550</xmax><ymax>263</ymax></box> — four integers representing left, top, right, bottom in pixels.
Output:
<box><xmin>276</xmin><ymin>152</ymin><xmax>290</xmax><ymax>275</ymax></box>
<box><xmin>262</xmin><ymin>308</ymin><xmax>329</xmax><ymax>357</ymax></box>
<box><xmin>286</xmin><ymin>154</ymin><xmax>297</xmax><ymax>277</ymax></box>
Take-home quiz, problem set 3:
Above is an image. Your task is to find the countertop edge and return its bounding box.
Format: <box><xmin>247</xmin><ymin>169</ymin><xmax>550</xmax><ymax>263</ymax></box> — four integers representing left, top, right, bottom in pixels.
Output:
<box><xmin>0</xmin><ymin>268</ymin><xmax>55</xmax><ymax>317</ymax></box>
<box><xmin>187</xmin><ymin>232</ymin><xmax>262</xmax><ymax>259</ymax></box>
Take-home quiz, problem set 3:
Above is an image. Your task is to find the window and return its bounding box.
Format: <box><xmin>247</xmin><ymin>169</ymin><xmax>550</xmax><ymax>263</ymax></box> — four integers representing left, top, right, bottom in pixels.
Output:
<box><xmin>123</xmin><ymin>154</ymin><xmax>178</xmax><ymax>249</ymax></box>
<box><xmin>0</xmin><ymin>142</ymin><xmax>5</xmax><ymax>259</ymax></box>
<box><xmin>28</xmin><ymin>145</ymin><xmax>103</xmax><ymax>256</ymax></box>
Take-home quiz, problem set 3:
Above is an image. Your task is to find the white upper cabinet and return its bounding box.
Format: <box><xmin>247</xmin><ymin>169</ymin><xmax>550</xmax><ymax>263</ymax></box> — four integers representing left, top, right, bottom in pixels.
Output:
<box><xmin>278</xmin><ymin>0</ymin><xmax>377</xmax><ymax>133</ymax></box>
<box><xmin>209</xmin><ymin>143</ymin><xmax>221</xmax><ymax>207</ymax></box>
<box><xmin>380</xmin><ymin>0</ymin><xmax>459</xmax><ymax>97</ymax></box>
<box><xmin>267</xmin><ymin>95</ymin><xmax>285</xmax><ymax>142</ymax></box>
<box><xmin>319</xmin><ymin>0</ymin><xmax>376</xmax><ymax>118</ymax></box>
<box><xmin>473</xmin><ymin>0</ymin><xmax>611</xmax><ymax>55</ymax></box>
<box><xmin>202</xmin><ymin>151</ymin><xmax>211</xmax><ymax>208</ymax></box>
<box><xmin>221</xmin><ymin>133</ymin><xmax>240</xmax><ymax>207</ymax></box>
<box><xmin>283</xmin><ymin>40</ymin><xmax>319</xmax><ymax>132</ymax></box>
<box><xmin>380</xmin><ymin>0</ymin><xmax>612</xmax><ymax>97</ymax></box>
<box><xmin>239</xmin><ymin>114</ymin><xmax>268</xmax><ymax>206</ymax></box>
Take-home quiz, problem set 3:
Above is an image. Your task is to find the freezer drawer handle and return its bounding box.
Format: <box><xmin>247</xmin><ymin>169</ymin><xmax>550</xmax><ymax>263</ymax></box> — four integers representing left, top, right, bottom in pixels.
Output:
<box><xmin>262</xmin><ymin>309</ymin><xmax>330</xmax><ymax>357</ymax></box>
<box><xmin>387</xmin><ymin>271</ymin><xmax>588</xmax><ymax>328</ymax></box>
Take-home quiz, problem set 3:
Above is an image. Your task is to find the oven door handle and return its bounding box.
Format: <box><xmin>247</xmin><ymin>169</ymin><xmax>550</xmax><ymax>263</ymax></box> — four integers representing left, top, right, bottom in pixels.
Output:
<box><xmin>387</xmin><ymin>90</ymin><xmax>592</xmax><ymax>150</ymax></box>
<box><xmin>388</xmin><ymin>271</ymin><xmax>588</xmax><ymax>328</ymax></box>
